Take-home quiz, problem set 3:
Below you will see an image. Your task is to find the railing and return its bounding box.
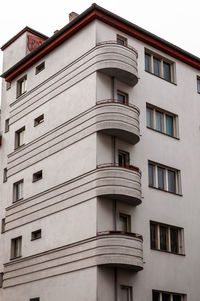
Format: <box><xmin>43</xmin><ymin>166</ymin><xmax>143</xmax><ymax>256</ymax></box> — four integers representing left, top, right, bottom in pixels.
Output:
<box><xmin>96</xmin><ymin>99</ymin><xmax>140</xmax><ymax>113</ymax></box>
<box><xmin>96</xmin><ymin>41</ymin><xmax>138</xmax><ymax>57</ymax></box>
<box><xmin>97</xmin><ymin>230</ymin><xmax>143</xmax><ymax>241</ymax></box>
<box><xmin>97</xmin><ymin>163</ymin><xmax>141</xmax><ymax>174</ymax></box>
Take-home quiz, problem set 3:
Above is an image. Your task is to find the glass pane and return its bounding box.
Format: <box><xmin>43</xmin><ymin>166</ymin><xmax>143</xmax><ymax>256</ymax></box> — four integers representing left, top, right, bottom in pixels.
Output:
<box><xmin>197</xmin><ymin>78</ymin><xmax>200</xmax><ymax>93</ymax></box>
<box><xmin>146</xmin><ymin>107</ymin><xmax>153</xmax><ymax>128</ymax></box>
<box><xmin>170</xmin><ymin>228</ymin><xmax>179</xmax><ymax>253</ymax></box>
<box><xmin>117</xmin><ymin>93</ymin><xmax>126</xmax><ymax>104</ymax></box>
<box><xmin>163</xmin><ymin>62</ymin><xmax>171</xmax><ymax>81</ymax></box>
<box><xmin>19</xmin><ymin>130</ymin><xmax>24</xmax><ymax>146</ymax></box>
<box><xmin>156</xmin><ymin>111</ymin><xmax>163</xmax><ymax>132</ymax></box>
<box><xmin>168</xmin><ymin>170</ymin><xmax>176</xmax><ymax>193</ymax></box>
<box><xmin>166</xmin><ymin>115</ymin><xmax>173</xmax><ymax>136</ymax></box>
<box><xmin>152</xmin><ymin>291</ymin><xmax>160</xmax><ymax>301</ymax></box>
<box><xmin>119</xmin><ymin>215</ymin><xmax>128</xmax><ymax>232</ymax></box>
<box><xmin>160</xmin><ymin>226</ymin><xmax>168</xmax><ymax>251</ymax></box>
<box><xmin>158</xmin><ymin>167</ymin><xmax>165</xmax><ymax>190</ymax></box>
<box><xmin>118</xmin><ymin>152</ymin><xmax>129</xmax><ymax>167</ymax></box>
<box><xmin>173</xmin><ymin>295</ymin><xmax>182</xmax><ymax>301</ymax></box>
<box><xmin>150</xmin><ymin>223</ymin><xmax>157</xmax><ymax>249</ymax></box>
<box><xmin>145</xmin><ymin>53</ymin><xmax>151</xmax><ymax>72</ymax></box>
<box><xmin>153</xmin><ymin>57</ymin><xmax>161</xmax><ymax>76</ymax></box>
<box><xmin>148</xmin><ymin>164</ymin><xmax>155</xmax><ymax>187</ymax></box>
<box><xmin>162</xmin><ymin>293</ymin><xmax>170</xmax><ymax>301</ymax></box>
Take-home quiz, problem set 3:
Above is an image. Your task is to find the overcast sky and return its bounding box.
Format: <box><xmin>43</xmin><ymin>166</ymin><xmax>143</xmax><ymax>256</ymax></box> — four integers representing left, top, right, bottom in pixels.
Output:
<box><xmin>0</xmin><ymin>0</ymin><xmax>199</xmax><ymax>89</ymax></box>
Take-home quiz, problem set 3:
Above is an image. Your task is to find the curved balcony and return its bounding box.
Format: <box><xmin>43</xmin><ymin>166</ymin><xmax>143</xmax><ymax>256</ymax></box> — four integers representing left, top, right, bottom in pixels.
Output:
<box><xmin>96</xmin><ymin>99</ymin><xmax>140</xmax><ymax>144</ymax></box>
<box><xmin>96</xmin><ymin>163</ymin><xmax>142</xmax><ymax>206</ymax></box>
<box><xmin>96</xmin><ymin>41</ymin><xmax>138</xmax><ymax>86</ymax></box>
<box><xmin>96</xmin><ymin>231</ymin><xmax>143</xmax><ymax>271</ymax></box>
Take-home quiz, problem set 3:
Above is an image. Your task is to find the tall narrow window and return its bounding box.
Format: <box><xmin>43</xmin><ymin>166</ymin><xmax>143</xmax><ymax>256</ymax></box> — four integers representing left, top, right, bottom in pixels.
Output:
<box><xmin>156</xmin><ymin>111</ymin><xmax>163</xmax><ymax>132</ymax></box>
<box><xmin>166</xmin><ymin>114</ymin><xmax>173</xmax><ymax>136</ymax></box>
<box><xmin>145</xmin><ymin>53</ymin><xmax>151</xmax><ymax>72</ymax></box>
<box><xmin>11</xmin><ymin>236</ymin><xmax>22</xmax><ymax>259</ymax></box>
<box><xmin>150</xmin><ymin>223</ymin><xmax>157</xmax><ymax>249</ymax></box>
<box><xmin>121</xmin><ymin>286</ymin><xmax>132</xmax><ymax>301</ymax></box>
<box><xmin>160</xmin><ymin>225</ymin><xmax>168</xmax><ymax>251</ymax></box>
<box><xmin>17</xmin><ymin>75</ymin><xmax>27</xmax><ymax>97</ymax></box>
<box><xmin>157</xmin><ymin>167</ymin><xmax>165</xmax><ymax>190</ymax></box>
<box><xmin>119</xmin><ymin>214</ymin><xmax>131</xmax><ymax>232</ymax></box>
<box><xmin>168</xmin><ymin>170</ymin><xmax>176</xmax><ymax>193</ymax></box>
<box><xmin>15</xmin><ymin>127</ymin><xmax>25</xmax><ymax>149</ymax></box>
<box><xmin>118</xmin><ymin>150</ymin><xmax>130</xmax><ymax>167</ymax></box>
<box><xmin>1</xmin><ymin>218</ymin><xmax>5</xmax><ymax>234</ymax></box>
<box><xmin>3</xmin><ymin>168</ymin><xmax>7</xmax><ymax>183</ymax></box>
<box><xmin>148</xmin><ymin>164</ymin><xmax>155</xmax><ymax>187</ymax></box>
<box><xmin>146</xmin><ymin>107</ymin><xmax>153</xmax><ymax>128</ymax></box>
<box><xmin>5</xmin><ymin>118</ymin><xmax>9</xmax><ymax>132</ymax></box>
<box><xmin>153</xmin><ymin>57</ymin><xmax>161</xmax><ymax>76</ymax></box>
<box><xmin>197</xmin><ymin>76</ymin><xmax>200</xmax><ymax>93</ymax></box>
<box><xmin>163</xmin><ymin>62</ymin><xmax>171</xmax><ymax>81</ymax></box>
<box><xmin>13</xmin><ymin>180</ymin><xmax>24</xmax><ymax>202</ymax></box>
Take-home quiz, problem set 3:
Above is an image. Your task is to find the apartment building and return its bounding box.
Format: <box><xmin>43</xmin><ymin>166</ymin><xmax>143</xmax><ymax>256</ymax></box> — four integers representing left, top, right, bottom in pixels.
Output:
<box><xmin>0</xmin><ymin>3</ymin><xmax>200</xmax><ymax>301</ymax></box>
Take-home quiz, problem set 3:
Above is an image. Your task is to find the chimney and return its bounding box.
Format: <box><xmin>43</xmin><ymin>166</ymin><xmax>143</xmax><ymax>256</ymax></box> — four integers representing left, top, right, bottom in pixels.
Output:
<box><xmin>69</xmin><ymin>12</ymin><xmax>79</xmax><ymax>22</ymax></box>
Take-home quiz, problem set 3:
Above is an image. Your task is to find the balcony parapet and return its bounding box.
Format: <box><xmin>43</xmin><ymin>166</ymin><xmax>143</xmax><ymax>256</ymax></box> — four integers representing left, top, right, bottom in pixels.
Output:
<box><xmin>95</xmin><ymin>41</ymin><xmax>138</xmax><ymax>86</ymax></box>
<box><xmin>96</xmin><ymin>99</ymin><xmax>140</xmax><ymax>144</ymax></box>
<box><xmin>96</xmin><ymin>163</ymin><xmax>142</xmax><ymax>205</ymax></box>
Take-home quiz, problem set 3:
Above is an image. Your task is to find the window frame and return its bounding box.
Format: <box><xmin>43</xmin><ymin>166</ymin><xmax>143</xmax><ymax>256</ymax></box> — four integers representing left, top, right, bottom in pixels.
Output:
<box><xmin>35</xmin><ymin>62</ymin><xmax>45</xmax><ymax>75</ymax></box>
<box><xmin>116</xmin><ymin>34</ymin><xmax>127</xmax><ymax>46</ymax></box>
<box><xmin>145</xmin><ymin>50</ymin><xmax>175</xmax><ymax>83</ymax></box>
<box><xmin>117</xmin><ymin>90</ymin><xmax>129</xmax><ymax>104</ymax></box>
<box><xmin>146</xmin><ymin>103</ymin><xmax>179</xmax><ymax>139</ymax></box>
<box><xmin>15</xmin><ymin>126</ymin><xmax>25</xmax><ymax>149</ymax></box>
<box><xmin>32</xmin><ymin>170</ymin><xmax>43</xmax><ymax>183</ymax></box>
<box><xmin>34</xmin><ymin>114</ymin><xmax>44</xmax><ymax>127</ymax></box>
<box><xmin>150</xmin><ymin>221</ymin><xmax>184</xmax><ymax>255</ymax></box>
<box><xmin>152</xmin><ymin>290</ymin><xmax>186</xmax><ymax>301</ymax></box>
<box><xmin>5</xmin><ymin>118</ymin><xmax>9</xmax><ymax>133</ymax></box>
<box><xmin>31</xmin><ymin>229</ymin><xmax>42</xmax><ymax>241</ymax></box>
<box><xmin>148</xmin><ymin>161</ymin><xmax>181</xmax><ymax>195</ymax></box>
<box><xmin>197</xmin><ymin>76</ymin><xmax>200</xmax><ymax>93</ymax></box>
<box><xmin>119</xmin><ymin>213</ymin><xmax>131</xmax><ymax>232</ymax></box>
<box><xmin>13</xmin><ymin>179</ymin><xmax>24</xmax><ymax>202</ymax></box>
<box><xmin>17</xmin><ymin>75</ymin><xmax>27</xmax><ymax>97</ymax></box>
<box><xmin>11</xmin><ymin>236</ymin><xmax>22</xmax><ymax>259</ymax></box>
<box><xmin>118</xmin><ymin>150</ymin><xmax>130</xmax><ymax>167</ymax></box>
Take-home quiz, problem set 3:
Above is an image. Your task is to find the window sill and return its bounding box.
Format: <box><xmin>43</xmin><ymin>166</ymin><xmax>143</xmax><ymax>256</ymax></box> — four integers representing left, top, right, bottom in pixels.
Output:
<box><xmin>147</xmin><ymin>126</ymin><xmax>180</xmax><ymax>140</ymax></box>
<box><xmin>145</xmin><ymin>70</ymin><xmax>177</xmax><ymax>85</ymax></box>
<box><xmin>31</xmin><ymin>237</ymin><xmax>41</xmax><ymax>241</ymax></box>
<box><xmin>16</xmin><ymin>91</ymin><xmax>27</xmax><ymax>99</ymax></box>
<box><xmin>14</xmin><ymin>144</ymin><xmax>25</xmax><ymax>151</ymax></box>
<box><xmin>13</xmin><ymin>198</ymin><xmax>24</xmax><ymax>203</ymax></box>
<box><xmin>34</xmin><ymin>120</ymin><xmax>44</xmax><ymax>127</ymax></box>
<box><xmin>148</xmin><ymin>185</ymin><xmax>182</xmax><ymax>196</ymax></box>
<box><xmin>10</xmin><ymin>255</ymin><xmax>22</xmax><ymax>261</ymax></box>
<box><xmin>151</xmin><ymin>248</ymin><xmax>185</xmax><ymax>256</ymax></box>
<box><xmin>32</xmin><ymin>178</ymin><xmax>42</xmax><ymax>183</ymax></box>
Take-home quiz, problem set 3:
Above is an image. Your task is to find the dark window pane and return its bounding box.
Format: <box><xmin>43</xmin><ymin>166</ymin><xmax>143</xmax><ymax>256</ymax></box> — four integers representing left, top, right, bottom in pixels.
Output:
<box><xmin>119</xmin><ymin>215</ymin><xmax>128</xmax><ymax>232</ymax></box>
<box><xmin>153</xmin><ymin>57</ymin><xmax>161</xmax><ymax>76</ymax></box>
<box><xmin>117</xmin><ymin>93</ymin><xmax>125</xmax><ymax>103</ymax></box>
<box><xmin>158</xmin><ymin>167</ymin><xmax>165</xmax><ymax>190</ymax></box>
<box><xmin>168</xmin><ymin>170</ymin><xmax>176</xmax><ymax>193</ymax></box>
<box><xmin>166</xmin><ymin>115</ymin><xmax>173</xmax><ymax>136</ymax></box>
<box><xmin>170</xmin><ymin>228</ymin><xmax>179</xmax><ymax>253</ymax></box>
<box><xmin>118</xmin><ymin>151</ymin><xmax>129</xmax><ymax>167</ymax></box>
<box><xmin>173</xmin><ymin>295</ymin><xmax>182</xmax><ymax>301</ymax></box>
<box><xmin>156</xmin><ymin>111</ymin><xmax>163</xmax><ymax>132</ymax></box>
<box><xmin>163</xmin><ymin>62</ymin><xmax>171</xmax><ymax>81</ymax></box>
<box><xmin>152</xmin><ymin>291</ymin><xmax>160</xmax><ymax>301</ymax></box>
<box><xmin>150</xmin><ymin>223</ymin><xmax>157</xmax><ymax>249</ymax></box>
<box><xmin>197</xmin><ymin>78</ymin><xmax>200</xmax><ymax>93</ymax></box>
<box><xmin>146</xmin><ymin>107</ymin><xmax>153</xmax><ymax>128</ymax></box>
<box><xmin>162</xmin><ymin>293</ymin><xmax>170</xmax><ymax>301</ymax></box>
<box><xmin>145</xmin><ymin>53</ymin><xmax>151</xmax><ymax>72</ymax></box>
<box><xmin>160</xmin><ymin>226</ymin><xmax>168</xmax><ymax>251</ymax></box>
<box><xmin>148</xmin><ymin>164</ymin><xmax>155</xmax><ymax>187</ymax></box>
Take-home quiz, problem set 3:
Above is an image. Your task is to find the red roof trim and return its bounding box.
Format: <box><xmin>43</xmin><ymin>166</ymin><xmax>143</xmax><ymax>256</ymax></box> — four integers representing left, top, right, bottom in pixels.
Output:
<box><xmin>1</xmin><ymin>26</ymin><xmax>48</xmax><ymax>51</ymax></box>
<box><xmin>4</xmin><ymin>7</ymin><xmax>200</xmax><ymax>82</ymax></box>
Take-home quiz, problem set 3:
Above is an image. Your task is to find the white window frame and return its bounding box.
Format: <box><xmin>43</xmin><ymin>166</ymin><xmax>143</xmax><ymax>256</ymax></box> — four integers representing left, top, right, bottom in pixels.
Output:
<box><xmin>148</xmin><ymin>161</ymin><xmax>181</xmax><ymax>195</ymax></box>
<box><xmin>146</xmin><ymin>103</ymin><xmax>179</xmax><ymax>138</ymax></box>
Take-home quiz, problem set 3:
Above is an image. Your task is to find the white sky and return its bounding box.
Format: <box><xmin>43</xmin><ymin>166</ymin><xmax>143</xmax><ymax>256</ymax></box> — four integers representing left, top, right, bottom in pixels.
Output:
<box><xmin>0</xmin><ymin>0</ymin><xmax>199</xmax><ymax>90</ymax></box>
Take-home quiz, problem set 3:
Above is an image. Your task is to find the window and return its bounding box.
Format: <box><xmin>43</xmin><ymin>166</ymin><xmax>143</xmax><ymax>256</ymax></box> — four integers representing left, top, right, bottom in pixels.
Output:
<box><xmin>5</xmin><ymin>118</ymin><xmax>9</xmax><ymax>132</ymax></box>
<box><xmin>36</xmin><ymin>62</ymin><xmax>45</xmax><ymax>74</ymax></box>
<box><xmin>121</xmin><ymin>286</ymin><xmax>132</xmax><ymax>301</ymax></box>
<box><xmin>6</xmin><ymin>81</ymin><xmax>11</xmax><ymax>90</ymax></box>
<box><xmin>11</xmin><ymin>236</ymin><xmax>22</xmax><ymax>259</ymax></box>
<box><xmin>150</xmin><ymin>222</ymin><xmax>184</xmax><ymax>254</ymax></box>
<box><xmin>13</xmin><ymin>179</ymin><xmax>24</xmax><ymax>202</ymax></box>
<box><xmin>3</xmin><ymin>168</ymin><xmax>7</xmax><ymax>183</ymax></box>
<box><xmin>152</xmin><ymin>291</ymin><xmax>185</xmax><ymax>301</ymax></box>
<box><xmin>145</xmin><ymin>51</ymin><xmax>174</xmax><ymax>83</ymax></box>
<box><xmin>15</xmin><ymin>127</ymin><xmax>25</xmax><ymax>149</ymax></box>
<box><xmin>117</xmin><ymin>91</ymin><xmax>128</xmax><ymax>104</ymax></box>
<box><xmin>119</xmin><ymin>213</ymin><xmax>131</xmax><ymax>232</ymax></box>
<box><xmin>0</xmin><ymin>272</ymin><xmax>3</xmax><ymax>288</ymax></box>
<box><xmin>1</xmin><ymin>218</ymin><xmax>5</xmax><ymax>234</ymax></box>
<box><xmin>197</xmin><ymin>76</ymin><xmax>200</xmax><ymax>93</ymax></box>
<box><xmin>117</xmin><ymin>34</ymin><xmax>127</xmax><ymax>46</ymax></box>
<box><xmin>146</xmin><ymin>104</ymin><xmax>178</xmax><ymax>138</ymax></box>
<box><xmin>32</xmin><ymin>170</ymin><xmax>43</xmax><ymax>182</ymax></box>
<box><xmin>148</xmin><ymin>162</ymin><xmax>181</xmax><ymax>194</ymax></box>
<box><xmin>17</xmin><ymin>75</ymin><xmax>27</xmax><ymax>97</ymax></box>
<box><xmin>30</xmin><ymin>298</ymin><xmax>40</xmax><ymax>301</ymax></box>
<box><xmin>34</xmin><ymin>114</ymin><xmax>44</xmax><ymax>126</ymax></box>
<box><xmin>118</xmin><ymin>150</ymin><xmax>130</xmax><ymax>167</ymax></box>
<box><xmin>31</xmin><ymin>229</ymin><xmax>41</xmax><ymax>241</ymax></box>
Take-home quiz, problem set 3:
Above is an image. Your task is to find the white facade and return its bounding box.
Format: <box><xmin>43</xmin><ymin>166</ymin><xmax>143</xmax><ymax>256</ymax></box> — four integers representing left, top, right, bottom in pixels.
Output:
<box><xmin>0</xmin><ymin>4</ymin><xmax>200</xmax><ymax>301</ymax></box>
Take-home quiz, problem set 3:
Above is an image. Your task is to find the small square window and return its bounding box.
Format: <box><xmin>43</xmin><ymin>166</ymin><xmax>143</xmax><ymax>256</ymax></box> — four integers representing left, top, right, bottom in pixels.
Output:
<box><xmin>11</xmin><ymin>236</ymin><xmax>22</xmax><ymax>259</ymax></box>
<box><xmin>117</xmin><ymin>91</ymin><xmax>128</xmax><ymax>104</ymax></box>
<box><xmin>119</xmin><ymin>213</ymin><xmax>131</xmax><ymax>232</ymax></box>
<box><xmin>17</xmin><ymin>75</ymin><xmax>27</xmax><ymax>97</ymax></box>
<box><xmin>5</xmin><ymin>118</ymin><xmax>9</xmax><ymax>133</ymax></box>
<box><xmin>6</xmin><ymin>81</ymin><xmax>11</xmax><ymax>90</ymax></box>
<box><xmin>117</xmin><ymin>34</ymin><xmax>127</xmax><ymax>46</ymax></box>
<box><xmin>15</xmin><ymin>127</ymin><xmax>25</xmax><ymax>149</ymax></box>
<box><xmin>31</xmin><ymin>229</ymin><xmax>41</xmax><ymax>241</ymax></box>
<box><xmin>36</xmin><ymin>62</ymin><xmax>45</xmax><ymax>74</ymax></box>
<box><xmin>13</xmin><ymin>179</ymin><xmax>24</xmax><ymax>202</ymax></box>
<box><xmin>32</xmin><ymin>170</ymin><xmax>43</xmax><ymax>182</ymax></box>
<box><xmin>197</xmin><ymin>76</ymin><xmax>200</xmax><ymax>93</ymax></box>
<box><xmin>34</xmin><ymin>114</ymin><xmax>44</xmax><ymax>126</ymax></box>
